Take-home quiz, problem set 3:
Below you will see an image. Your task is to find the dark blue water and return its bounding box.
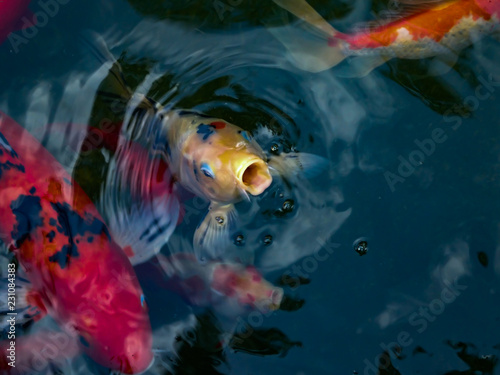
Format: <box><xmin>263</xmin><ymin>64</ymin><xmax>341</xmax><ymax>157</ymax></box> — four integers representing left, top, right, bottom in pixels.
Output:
<box><xmin>1</xmin><ymin>0</ymin><xmax>500</xmax><ymax>374</ymax></box>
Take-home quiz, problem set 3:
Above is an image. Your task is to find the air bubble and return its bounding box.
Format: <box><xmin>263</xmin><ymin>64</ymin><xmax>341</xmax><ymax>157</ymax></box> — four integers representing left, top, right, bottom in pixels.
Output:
<box><xmin>353</xmin><ymin>238</ymin><xmax>368</xmax><ymax>256</ymax></box>
<box><xmin>282</xmin><ymin>199</ymin><xmax>294</xmax><ymax>213</ymax></box>
<box><xmin>234</xmin><ymin>234</ymin><xmax>245</xmax><ymax>246</ymax></box>
<box><xmin>263</xmin><ymin>235</ymin><xmax>273</xmax><ymax>246</ymax></box>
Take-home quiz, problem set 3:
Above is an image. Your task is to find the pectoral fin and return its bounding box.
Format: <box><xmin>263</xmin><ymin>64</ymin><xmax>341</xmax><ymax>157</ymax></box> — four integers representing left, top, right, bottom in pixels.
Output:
<box><xmin>193</xmin><ymin>203</ymin><xmax>238</xmax><ymax>261</ymax></box>
<box><xmin>103</xmin><ymin>193</ymin><xmax>180</xmax><ymax>266</ymax></box>
<box><xmin>268</xmin><ymin>152</ymin><xmax>329</xmax><ymax>179</ymax></box>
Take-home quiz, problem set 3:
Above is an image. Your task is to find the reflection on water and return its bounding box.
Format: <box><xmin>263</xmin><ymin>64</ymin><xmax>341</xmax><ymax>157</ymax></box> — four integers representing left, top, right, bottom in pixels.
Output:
<box><xmin>0</xmin><ymin>0</ymin><xmax>499</xmax><ymax>374</ymax></box>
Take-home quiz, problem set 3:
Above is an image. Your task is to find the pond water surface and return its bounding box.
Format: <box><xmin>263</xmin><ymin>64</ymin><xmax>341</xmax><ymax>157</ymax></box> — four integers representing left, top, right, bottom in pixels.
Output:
<box><xmin>1</xmin><ymin>0</ymin><xmax>500</xmax><ymax>374</ymax></box>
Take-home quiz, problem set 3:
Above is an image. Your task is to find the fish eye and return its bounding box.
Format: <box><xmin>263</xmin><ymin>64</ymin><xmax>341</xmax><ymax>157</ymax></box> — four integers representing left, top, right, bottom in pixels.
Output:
<box><xmin>200</xmin><ymin>163</ymin><xmax>215</xmax><ymax>179</ymax></box>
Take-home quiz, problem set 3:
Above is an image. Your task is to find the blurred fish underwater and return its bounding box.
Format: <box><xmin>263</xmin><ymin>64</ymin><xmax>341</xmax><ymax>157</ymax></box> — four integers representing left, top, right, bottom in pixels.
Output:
<box><xmin>0</xmin><ymin>0</ymin><xmax>499</xmax><ymax>374</ymax></box>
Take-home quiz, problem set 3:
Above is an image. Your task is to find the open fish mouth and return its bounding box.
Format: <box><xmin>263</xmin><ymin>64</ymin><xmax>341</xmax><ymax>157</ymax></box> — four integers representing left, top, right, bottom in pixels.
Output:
<box><xmin>237</xmin><ymin>159</ymin><xmax>272</xmax><ymax>196</ymax></box>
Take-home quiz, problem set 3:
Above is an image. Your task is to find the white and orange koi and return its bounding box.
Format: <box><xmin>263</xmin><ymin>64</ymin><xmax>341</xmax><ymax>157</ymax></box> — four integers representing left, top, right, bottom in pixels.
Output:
<box><xmin>270</xmin><ymin>0</ymin><xmax>500</xmax><ymax>76</ymax></box>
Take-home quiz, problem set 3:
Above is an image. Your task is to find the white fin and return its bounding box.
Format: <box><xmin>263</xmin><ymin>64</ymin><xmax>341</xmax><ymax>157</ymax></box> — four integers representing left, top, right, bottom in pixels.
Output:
<box><xmin>193</xmin><ymin>203</ymin><xmax>238</xmax><ymax>262</ymax></box>
<box><xmin>104</xmin><ymin>194</ymin><xmax>180</xmax><ymax>266</ymax></box>
<box><xmin>333</xmin><ymin>55</ymin><xmax>390</xmax><ymax>78</ymax></box>
<box><xmin>268</xmin><ymin>152</ymin><xmax>329</xmax><ymax>179</ymax></box>
<box><xmin>268</xmin><ymin>23</ymin><xmax>346</xmax><ymax>73</ymax></box>
<box><xmin>272</xmin><ymin>0</ymin><xmax>339</xmax><ymax>37</ymax></box>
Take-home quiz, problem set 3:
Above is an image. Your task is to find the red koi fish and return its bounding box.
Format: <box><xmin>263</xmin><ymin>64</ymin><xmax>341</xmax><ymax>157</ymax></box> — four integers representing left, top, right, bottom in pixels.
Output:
<box><xmin>0</xmin><ymin>0</ymin><xmax>34</xmax><ymax>45</ymax></box>
<box><xmin>271</xmin><ymin>0</ymin><xmax>500</xmax><ymax>76</ymax></box>
<box><xmin>0</xmin><ymin>111</ymin><xmax>153</xmax><ymax>374</ymax></box>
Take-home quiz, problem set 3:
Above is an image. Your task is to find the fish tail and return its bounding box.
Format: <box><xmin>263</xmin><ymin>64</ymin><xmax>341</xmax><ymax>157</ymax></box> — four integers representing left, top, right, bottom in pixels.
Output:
<box><xmin>269</xmin><ymin>23</ymin><xmax>347</xmax><ymax>73</ymax></box>
<box><xmin>269</xmin><ymin>0</ymin><xmax>346</xmax><ymax>72</ymax></box>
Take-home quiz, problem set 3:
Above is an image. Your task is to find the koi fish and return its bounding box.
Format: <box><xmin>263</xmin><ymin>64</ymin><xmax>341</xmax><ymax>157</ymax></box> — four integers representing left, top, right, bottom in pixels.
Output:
<box><xmin>152</xmin><ymin>253</ymin><xmax>284</xmax><ymax>314</ymax></box>
<box><xmin>0</xmin><ymin>112</ymin><xmax>153</xmax><ymax>374</ymax></box>
<box><xmin>270</xmin><ymin>0</ymin><xmax>500</xmax><ymax>76</ymax></box>
<box><xmin>82</xmin><ymin>32</ymin><xmax>327</xmax><ymax>261</ymax></box>
<box><xmin>0</xmin><ymin>0</ymin><xmax>34</xmax><ymax>45</ymax></box>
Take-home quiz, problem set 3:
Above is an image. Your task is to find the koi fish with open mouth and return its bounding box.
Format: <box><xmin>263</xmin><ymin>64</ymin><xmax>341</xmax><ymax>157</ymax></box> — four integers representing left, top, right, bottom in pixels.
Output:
<box><xmin>81</xmin><ymin>32</ymin><xmax>327</xmax><ymax>261</ymax></box>
<box><xmin>270</xmin><ymin>0</ymin><xmax>500</xmax><ymax>76</ymax></box>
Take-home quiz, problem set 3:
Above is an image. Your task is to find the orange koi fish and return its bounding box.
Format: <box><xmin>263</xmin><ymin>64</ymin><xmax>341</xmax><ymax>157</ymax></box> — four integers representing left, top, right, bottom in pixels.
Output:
<box><xmin>271</xmin><ymin>0</ymin><xmax>500</xmax><ymax>76</ymax></box>
<box><xmin>0</xmin><ymin>112</ymin><xmax>153</xmax><ymax>374</ymax></box>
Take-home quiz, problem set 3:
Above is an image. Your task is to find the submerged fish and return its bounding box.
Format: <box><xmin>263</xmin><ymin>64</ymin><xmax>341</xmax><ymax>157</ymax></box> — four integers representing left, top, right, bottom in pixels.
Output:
<box><xmin>83</xmin><ymin>33</ymin><xmax>327</xmax><ymax>261</ymax></box>
<box><xmin>0</xmin><ymin>112</ymin><xmax>153</xmax><ymax>374</ymax></box>
<box><xmin>153</xmin><ymin>253</ymin><xmax>284</xmax><ymax>314</ymax></box>
<box><xmin>0</xmin><ymin>110</ymin><xmax>293</xmax><ymax>373</ymax></box>
<box><xmin>270</xmin><ymin>0</ymin><xmax>500</xmax><ymax>76</ymax></box>
<box><xmin>0</xmin><ymin>0</ymin><xmax>34</xmax><ymax>45</ymax></box>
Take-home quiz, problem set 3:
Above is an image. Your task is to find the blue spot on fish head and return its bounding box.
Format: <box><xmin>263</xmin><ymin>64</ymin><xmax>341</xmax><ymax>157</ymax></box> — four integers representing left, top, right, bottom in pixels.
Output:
<box><xmin>197</xmin><ymin>124</ymin><xmax>216</xmax><ymax>141</ymax></box>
